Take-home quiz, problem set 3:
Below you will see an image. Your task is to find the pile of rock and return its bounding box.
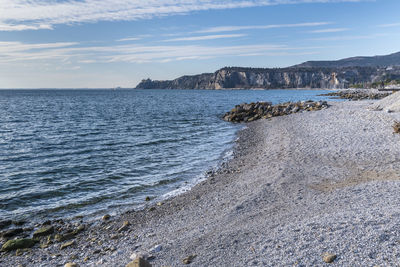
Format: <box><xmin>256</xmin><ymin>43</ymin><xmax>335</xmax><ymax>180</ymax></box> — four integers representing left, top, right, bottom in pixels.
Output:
<box><xmin>0</xmin><ymin>220</ymin><xmax>86</xmax><ymax>253</ymax></box>
<box><xmin>223</xmin><ymin>100</ymin><xmax>328</xmax><ymax>123</ymax></box>
<box><xmin>320</xmin><ymin>91</ymin><xmax>391</xmax><ymax>100</ymax></box>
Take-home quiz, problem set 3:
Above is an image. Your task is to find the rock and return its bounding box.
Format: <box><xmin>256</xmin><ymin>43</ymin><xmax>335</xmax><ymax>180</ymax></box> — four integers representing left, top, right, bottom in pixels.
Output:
<box><xmin>223</xmin><ymin>100</ymin><xmax>329</xmax><ymax>123</ymax></box>
<box><xmin>118</xmin><ymin>221</ymin><xmax>130</xmax><ymax>232</ymax></box>
<box><xmin>15</xmin><ymin>249</ymin><xmax>23</xmax><ymax>256</ymax></box>
<box><xmin>126</xmin><ymin>257</ymin><xmax>152</xmax><ymax>267</ymax></box>
<box><xmin>149</xmin><ymin>244</ymin><xmax>162</xmax><ymax>253</ymax></box>
<box><xmin>42</xmin><ymin>220</ymin><xmax>52</xmax><ymax>225</ymax></box>
<box><xmin>33</xmin><ymin>226</ymin><xmax>54</xmax><ymax>238</ymax></box>
<box><xmin>73</xmin><ymin>224</ymin><xmax>85</xmax><ymax>234</ymax></box>
<box><xmin>0</xmin><ymin>220</ymin><xmax>12</xmax><ymax>229</ymax></box>
<box><xmin>322</xmin><ymin>252</ymin><xmax>337</xmax><ymax>263</ymax></box>
<box><xmin>182</xmin><ymin>255</ymin><xmax>197</xmax><ymax>264</ymax></box>
<box><xmin>60</xmin><ymin>240</ymin><xmax>75</xmax><ymax>250</ymax></box>
<box><xmin>393</xmin><ymin>121</ymin><xmax>400</xmax><ymax>133</ymax></box>
<box><xmin>1</xmin><ymin>238</ymin><xmax>36</xmax><ymax>251</ymax></box>
<box><xmin>12</xmin><ymin>221</ymin><xmax>25</xmax><ymax>226</ymax></box>
<box><xmin>110</xmin><ymin>234</ymin><xmax>119</xmax><ymax>240</ymax></box>
<box><xmin>130</xmin><ymin>252</ymin><xmax>150</xmax><ymax>260</ymax></box>
<box><xmin>64</xmin><ymin>263</ymin><xmax>78</xmax><ymax>267</ymax></box>
<box><xmin>55</xmin><ymin>231</ymin><xmax>77</xmax><ymax>242</ymax></box>
<box><xmin>102</xmin><ymin>214</ymin><xmax>111</xmax><ymax>221</ymax></box>
<box><xmin>1</xmin><ymin>228</ymin><xmax>23</xmax><ymax>238</ymax></box>
<box><xmin>40</xmin><ymin>243</ymin><xmax>49</xmax><ymax>249</ymax></box>
<box><xmin>320</xmin><ymin>91</ymin><xmax>391</xmax><ymax>101</ymax></box>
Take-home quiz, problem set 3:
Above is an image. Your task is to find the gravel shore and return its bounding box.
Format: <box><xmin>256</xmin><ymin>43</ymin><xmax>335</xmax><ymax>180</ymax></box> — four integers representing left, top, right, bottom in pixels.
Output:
<box><xmin>2</xmin><ymin>100</ymin><xmax>400</xmax><ymax>266</ymax></box>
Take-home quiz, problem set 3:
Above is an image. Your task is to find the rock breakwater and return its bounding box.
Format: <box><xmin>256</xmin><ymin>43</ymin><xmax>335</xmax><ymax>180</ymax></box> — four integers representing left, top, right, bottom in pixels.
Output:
<box><xmin>320</xmin><ymin>91</ymin><xmax>392</xmax><ymax>100</ymax></box>
<box><xmin>223</xmin><ymin>100</ymin><xmax>328</xmax><ymax>123</ymax></box>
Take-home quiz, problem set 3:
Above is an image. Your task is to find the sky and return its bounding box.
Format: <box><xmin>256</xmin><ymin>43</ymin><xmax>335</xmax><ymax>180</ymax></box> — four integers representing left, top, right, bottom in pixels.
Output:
<box><xmin>1</xmin><ymin>0</ymin><xmax>400</xmax><ymax>88</ymax></box>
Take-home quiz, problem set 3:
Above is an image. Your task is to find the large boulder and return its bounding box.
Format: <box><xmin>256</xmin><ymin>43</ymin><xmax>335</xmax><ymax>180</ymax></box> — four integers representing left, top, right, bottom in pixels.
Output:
<box><xmin>33</xmin><ymin>226</ymin><xmax>54</xmax><ymax>238</ymax></box>
<box><xmin>1</xmin><ymin>238</ymin><xmax>36</xmax><ymax>251</ymax></box>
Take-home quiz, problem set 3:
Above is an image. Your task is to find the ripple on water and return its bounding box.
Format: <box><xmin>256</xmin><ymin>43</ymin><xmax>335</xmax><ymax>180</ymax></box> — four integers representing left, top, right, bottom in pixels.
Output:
<box><xmin>0</xmin><ymin>89</ymin><xmax>335</xmax><ymax>222</ymax></box>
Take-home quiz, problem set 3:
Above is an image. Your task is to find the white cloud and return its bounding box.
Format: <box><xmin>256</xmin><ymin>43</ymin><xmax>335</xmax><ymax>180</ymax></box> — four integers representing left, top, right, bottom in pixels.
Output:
<box><xmin>0</xmin><ymin>40</ymin><xmax>327</xmax><ymax>65</ymax></box>
<box><xmin>379</xmin><ymin>22</ymin><xmax>400</xmax><ymax>28</ymax></box>
<box><xmin>0</xmin><ymin>41</ymin><xmax>78</xmax><ymax>53</ymax></box>
<box><xmin>197</xmin><ymin>22</ymin><xmax>332</xmax><ymax>33</ymax></box>
<box><xmin>116</xmin><ymin>37</ymin><xmax>142</xmax><ymax>42</ymax></box>
<box><xmin>309</xmin><ymin>28</ymin><xmax>349</xmax><ymax>33</ymax></box>
<box><xmin>0</xmin><ymin>0</ymin><xmax>367</xmax><ymax>31</ymax></box>
<box><xmin>310</xmin><ymin>33</ymin><xmax>390</xmax><ymax>41</ymax></box>
<box><xmin>163</xmin><ymin>34</ymin><xmax>246</xmax><ymax>42</ymax></box>
<box><xmin>0</xmin><ymin>23</ymin><xmax>53</xmax><ymax>31</ymax></box>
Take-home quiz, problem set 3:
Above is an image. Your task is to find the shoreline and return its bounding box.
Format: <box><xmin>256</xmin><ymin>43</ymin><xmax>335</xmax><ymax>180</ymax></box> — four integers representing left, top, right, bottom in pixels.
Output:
<box><xmin>3</xmin><ymin>100</ymin><xmax>400</xmax><ymax>266</ymax></box>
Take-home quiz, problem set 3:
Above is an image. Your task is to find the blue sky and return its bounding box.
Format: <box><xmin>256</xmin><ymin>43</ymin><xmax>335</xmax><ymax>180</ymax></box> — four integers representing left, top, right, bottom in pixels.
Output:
<box><xmin>1</xmin><ymin>0</ymin><xmax>400</xmax><ymax>88</ymax></box>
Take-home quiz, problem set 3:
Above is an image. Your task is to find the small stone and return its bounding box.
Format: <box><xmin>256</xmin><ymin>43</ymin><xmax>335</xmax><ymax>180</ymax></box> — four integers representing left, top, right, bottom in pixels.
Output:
<box><xmin>33</xmin><ymin>226</ymin><xmax>54</xmax><ymax>238</ymax></box>
<box><xmin>102</xmin><ymin>214</ymin><xmax>111</xmax><ymax>221</ymax></box>
<box><xmin>39</xmin><ymin>243</ymin><xmax>49</xmax><ymax>249</ymax></box>
<box><xmin>322</xmin><ymin>252</ymin><xmax>337</xmax><ymax>263</ymax></box>
<box><xmin>182</xmin><ymin>255</ymin><xmax>197</xmax><ymax>264</ymax></box>
<box><xmin>1</xmin><ymin>238</ymin><xmax>36</xmax><ymax>251</ymax></box>
<box><xmin>148</xmin><ymin>207</ymin><xmax>156</xmax><ymax>212</ymax></box>
<box><xmin>130</xmin><ymin>252</ymin><xmax>149</xmax><ymax>260</ymax></box>
<box><xmin>118</xmin><ymin>221</ymin><xmax>130</xmax><ymax>232</ymax></box>
<box><xmin>83</xmin><ymin>256</ymin><xmax>90</xmax><ymax>262</ymax></box>
<box><xmin>55</xmin><ymin>232</ymin><xmax>75</xmax><ymax>242</ymax></box>
<box><xmin>126</xmin><ymin>257</ymin><xmax>152</xmax><ymax>267</ymax></box>
<box><xmin>111</xmin><ymin>234</ymin><xmax>119</xmax><ymax>240</ymax></box>
<box><xmin>149</xmin><ymin>244</ymin><xmax>162</xmax><ymax>253</ymax></box>
<box><xmin>156</xmin><ymin>202</ymin><xmax>163</xmax><ymax>206</ymax></box>
<box><xmin>74</xmin><ymin>224</ymin><xmax>85</xmax><ymax>234</ymax></box>
<box><xmin>15</xmin><ymin>249</ymin><xmax>24</xmax><ymax>256</ymax></box>
<box><xmin>60</xmin><ymin>240</ymin><xmax>75</xmax><ymax>250</ymax></box>
<box><xmin>64</xmin><ymin>263</ymin><xmax>78</xmax><ymax>267</ymax></box>
<box><xmin>145</xmin><ymin>196</ymin><xmax>151</xmax><ymax>201</ymax></box>
<box><xmin>42</xmin><ymin>220</ymin><xmax>52</xmax><ymax>225</ymax></box>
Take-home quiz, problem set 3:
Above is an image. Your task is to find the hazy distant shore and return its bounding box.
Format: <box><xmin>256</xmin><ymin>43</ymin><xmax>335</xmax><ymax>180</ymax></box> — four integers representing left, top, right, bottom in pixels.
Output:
<box><xmin>3</xmin><ymin>100</ymin><xmax>400</xmax><ymax>266</ymax></box>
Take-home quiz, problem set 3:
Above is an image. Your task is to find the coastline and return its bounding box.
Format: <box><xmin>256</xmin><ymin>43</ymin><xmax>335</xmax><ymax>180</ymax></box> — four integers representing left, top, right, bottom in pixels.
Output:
<box><xmin>3</xmin><ymin>100</ymin><xmax>400</xmax><ymax>266</ymax></box>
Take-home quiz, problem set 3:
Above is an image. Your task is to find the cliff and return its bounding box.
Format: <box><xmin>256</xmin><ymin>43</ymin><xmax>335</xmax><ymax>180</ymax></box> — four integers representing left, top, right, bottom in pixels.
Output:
<box><xmin>136</xmin><ymin>52</ymin><xmax>400</xmax><ymax>90</ymax></box>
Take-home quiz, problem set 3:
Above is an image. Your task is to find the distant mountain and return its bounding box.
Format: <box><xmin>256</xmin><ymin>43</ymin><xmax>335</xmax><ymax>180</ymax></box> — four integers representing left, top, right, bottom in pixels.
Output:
<box><xmin>293</xmin><ymin>51</ymin><xmax>400</xmax><ymax>68</ymax></box>
<box><xmin>136</xmin><ymin>52</ymin><xmax>400</xmax><ymax>90</ymax></box>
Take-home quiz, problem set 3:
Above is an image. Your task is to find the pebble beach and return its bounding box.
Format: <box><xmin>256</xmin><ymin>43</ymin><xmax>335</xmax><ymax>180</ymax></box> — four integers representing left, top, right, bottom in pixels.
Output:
<box><xmin>2</xmin><ymin>99</ymin><xmax>400</xmax><ymax>266</ymax></box>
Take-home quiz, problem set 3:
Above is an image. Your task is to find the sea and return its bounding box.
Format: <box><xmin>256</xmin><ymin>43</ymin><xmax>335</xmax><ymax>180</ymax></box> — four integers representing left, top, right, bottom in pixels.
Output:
<box><xmin>0</xmin><ymin>89</ymin><xmax>335</xmax><ymax>223</ymax></box>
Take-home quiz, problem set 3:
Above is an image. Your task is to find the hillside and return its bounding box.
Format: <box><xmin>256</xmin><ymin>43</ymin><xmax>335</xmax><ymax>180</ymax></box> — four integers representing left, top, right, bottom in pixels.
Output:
<box><xmin>293</xmin><ymin>51</ymin><xmax>400</xmax><ymax>68</ymax></box>
<box><xmin>136</xmin><ymin>52</ymin><xmax>400</xmax><ymax>90</ymax></box>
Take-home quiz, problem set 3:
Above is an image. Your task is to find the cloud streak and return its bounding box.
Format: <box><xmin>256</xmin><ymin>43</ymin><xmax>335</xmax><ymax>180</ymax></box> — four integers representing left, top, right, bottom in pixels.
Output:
<box><xmin>1</xmin><ymin>0</ymin><xmax>367</xmax><ymax>31</ymax></box>
<box><xmin>0</xmin><ymin>40</ymin><xmax>325</xmax><ymax>65</ymax></box>
<box><xmin>197</xmin><ymin>22</ymin><xmax>332</xmax><ymax>33</ymax></box>
<box><xmin>163</xmin><ymin>34</ymin><xmax>246</xmax><ymax>42</ymax></box>
<box><xmin>379</xmin><ymin>22</ymin><xmax>400</xmax><ymax>28</ymax></box>
<box><xmin>309</xmin><ymin>28</ymin><xmax>349</xmax><ymax>33</ymax></box>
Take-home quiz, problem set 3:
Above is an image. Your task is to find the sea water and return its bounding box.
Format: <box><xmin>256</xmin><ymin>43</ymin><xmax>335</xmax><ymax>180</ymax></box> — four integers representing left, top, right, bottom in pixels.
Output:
<box><xmin>0</xmin><ymin>89</ymin><xmax>334</xmax><ymax>222</ymax></box>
